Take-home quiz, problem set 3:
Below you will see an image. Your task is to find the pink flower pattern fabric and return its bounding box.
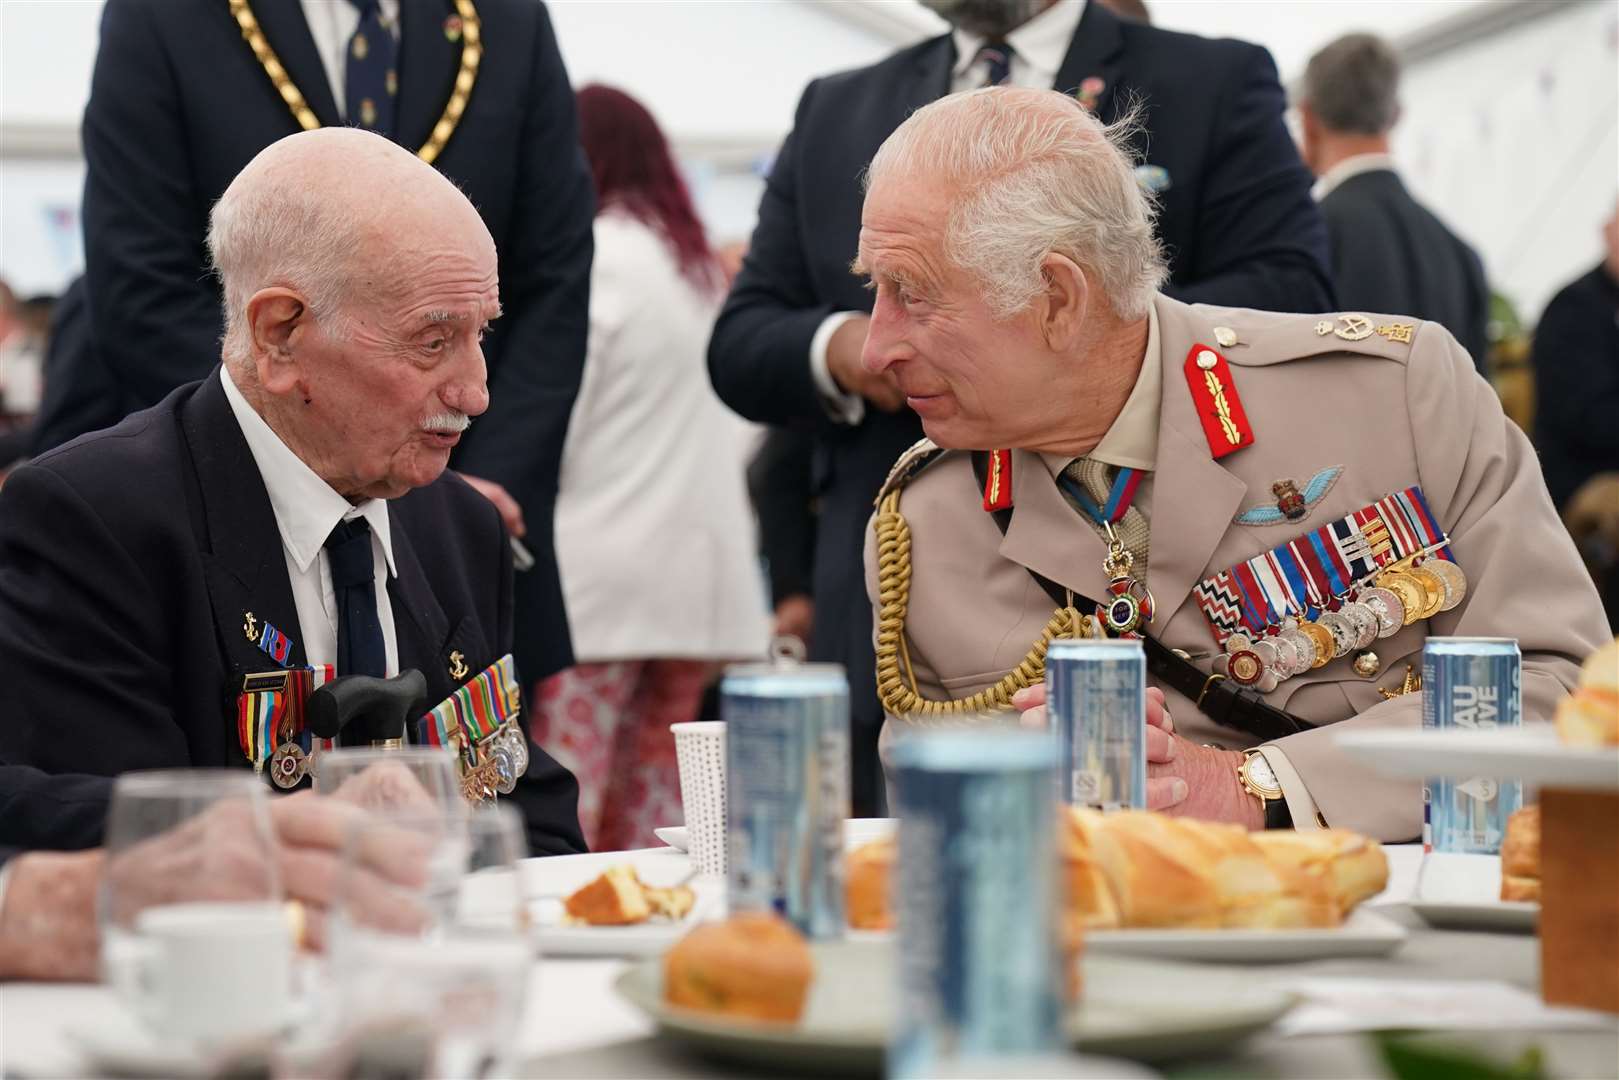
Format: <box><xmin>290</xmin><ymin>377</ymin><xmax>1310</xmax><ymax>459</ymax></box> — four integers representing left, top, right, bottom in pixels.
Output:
<box><xmin>532</xmin><ymin>660</ymin><xmax>713</xmax><ymax>852</ymax></box>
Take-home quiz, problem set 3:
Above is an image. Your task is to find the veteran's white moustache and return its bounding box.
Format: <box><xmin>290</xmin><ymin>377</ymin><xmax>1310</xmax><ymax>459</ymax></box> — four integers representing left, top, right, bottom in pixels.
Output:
<box><xmin>421</xmin><ymin>411</ymin><xmax>472</xmax><ymax>434</ymax></box>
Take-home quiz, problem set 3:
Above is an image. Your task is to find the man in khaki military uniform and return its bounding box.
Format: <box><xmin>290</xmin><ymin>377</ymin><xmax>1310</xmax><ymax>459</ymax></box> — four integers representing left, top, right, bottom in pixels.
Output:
<box><xmin>857</xmin><ymin>87</ymin><xmax>1609</xmax><ymax>840</ymax></box>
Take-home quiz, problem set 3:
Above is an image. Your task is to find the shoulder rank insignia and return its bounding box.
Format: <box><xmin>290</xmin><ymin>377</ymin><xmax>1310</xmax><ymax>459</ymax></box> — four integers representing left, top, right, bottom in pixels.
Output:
<box><xmin>875</xmin><ymin>437</ymin><xmax>946</xmax><ymax>506</ymax></box>
<box><xmin>1235</xmin><ymin>466</ymin><xmax>1343</xmax><ymax>526</ymax></box>
<box><xmin>1183</xmin><ymin>345</ymin><xmax>1255</xmax><ymax>460</ymax></box>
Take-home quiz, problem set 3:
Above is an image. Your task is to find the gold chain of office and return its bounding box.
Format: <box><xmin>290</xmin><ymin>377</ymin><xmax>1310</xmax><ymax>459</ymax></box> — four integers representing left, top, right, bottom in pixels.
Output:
<box><xmin>873</xmin><ymin>484</ymin><xmax>1099</xmax><ymax>723</ymax></box>
<box><xmin>227</xmin><ymin>0</ymin><xmax>482</xmax><ymax>165</ymax></box>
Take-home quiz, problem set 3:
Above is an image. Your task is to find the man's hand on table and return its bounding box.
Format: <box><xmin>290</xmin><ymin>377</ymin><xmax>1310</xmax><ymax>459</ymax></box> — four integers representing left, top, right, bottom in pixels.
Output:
<box><xmin>826</xmin><ymin>315</ymin><xmax>905</xmax><ymax>413</ymax></box>
<box><xmin>1011</xmin><ymin>683</ymin><xmax>1265</xmax><ymax>829</ymax></box>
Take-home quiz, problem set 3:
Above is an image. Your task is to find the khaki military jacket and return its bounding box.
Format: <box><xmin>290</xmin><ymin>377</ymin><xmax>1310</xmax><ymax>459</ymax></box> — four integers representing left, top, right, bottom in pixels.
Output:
<box><xmin>863</xmin><ymin>293</ymin><xmax>1609</xmax><ymax>841</ymax></box>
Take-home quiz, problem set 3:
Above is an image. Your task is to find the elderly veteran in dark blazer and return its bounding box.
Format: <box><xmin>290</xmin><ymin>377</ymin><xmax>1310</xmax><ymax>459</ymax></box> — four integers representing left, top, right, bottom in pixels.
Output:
<box><xmin>0</xmin><ymin>129</ymin><xmax>584</xmax><ymax>857</ymax></box>
<box><xmin>857</xmin><ymin>88</ymin><xmax>1609</xmax><ymax>841</ymax></box>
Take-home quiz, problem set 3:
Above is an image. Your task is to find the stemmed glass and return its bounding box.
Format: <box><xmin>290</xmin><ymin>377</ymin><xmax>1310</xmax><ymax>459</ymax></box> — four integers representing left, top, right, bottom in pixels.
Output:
<box><xmin>323</xmin><ymin>804</ymin><xmax>535</xmax><ymax>1078</ymax></box>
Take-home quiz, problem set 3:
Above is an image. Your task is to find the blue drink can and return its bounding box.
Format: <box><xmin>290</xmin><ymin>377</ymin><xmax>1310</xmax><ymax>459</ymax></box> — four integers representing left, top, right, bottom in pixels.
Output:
<box><xmin>1046</xmin><ymin>638</ymin><xmax>1146</xmax><ymax>810</ymax></box>
<box><xmin>1422</xmin><ymin>636</ymin><xmax>1522</xmax><ymax>854</ymax></box>
<box><xmin>888</xmin><ymin>730</ymin><xmax>1062</xmax><ymax>1080</ymax></box>
<box><xmin>722</xmin><ymin>661</ymin><xmax>849</xmax><ymax>939</ymax></box>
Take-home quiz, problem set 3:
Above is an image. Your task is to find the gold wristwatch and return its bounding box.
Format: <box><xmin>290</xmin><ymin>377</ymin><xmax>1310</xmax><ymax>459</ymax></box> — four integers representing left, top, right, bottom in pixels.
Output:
<box><xmin>1238</xmin><ymin>749</ymin><xmax>1292</xmax><ymax>829</ymax></box>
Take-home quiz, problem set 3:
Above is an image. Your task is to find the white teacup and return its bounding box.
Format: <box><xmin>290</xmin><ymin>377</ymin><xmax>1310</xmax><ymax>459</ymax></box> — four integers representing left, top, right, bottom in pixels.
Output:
<box><xmin>117</xmin><ymin>901</ymin><xmax>293</xmax><ymax>1045</ymax></box>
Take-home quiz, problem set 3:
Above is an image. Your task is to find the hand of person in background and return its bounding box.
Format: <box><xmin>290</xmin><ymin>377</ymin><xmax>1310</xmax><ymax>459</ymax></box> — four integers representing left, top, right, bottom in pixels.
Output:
<box><xmin>1010</xmin><ymin>682</ymin><xmax>1261</xmax><ymax>822</ymax></box>
<box><xmin>773</xmin><ymin>592</ymin><xmax>815</xmax><ymax>650</ymax></box>
<box><xmin>825</xmin><ymin>315</ymin><xmax>905</xmax><ymax>413</ymax></box>
<box><xmin>0</xmin><ymin>849</ymin><xmax>105</xmax><ymax>981</ymax></box>
<box><xmin>458</xmin><ymin>473</ymin><xmax>527</xmax><ymax>538</ymax></box>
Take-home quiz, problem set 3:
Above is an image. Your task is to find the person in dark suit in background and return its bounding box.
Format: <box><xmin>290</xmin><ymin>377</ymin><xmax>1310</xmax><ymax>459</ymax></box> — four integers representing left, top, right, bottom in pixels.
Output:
<box><xmin>0</xmin><ymin>130</ymin><xmax>584</xmax><ymax>858</ymax></box>
<box><xmin>748</xmin><ymin>427</ymin><xmax>819</xmax><ymax>647</ymax></box>
<box><xmin>708</xmin><ymin>0</ymin><xmax>1333</xmax><ymax>814</ymax></box>
<box><xmin>1298</xmin><ymin>33</ymin><xmax>1491</xmax><ymax>372</ymax></box>
<box><xmin>51</xmin><ymin>0</ymin><xmax>592</xmax><ymax>691</ymax></box>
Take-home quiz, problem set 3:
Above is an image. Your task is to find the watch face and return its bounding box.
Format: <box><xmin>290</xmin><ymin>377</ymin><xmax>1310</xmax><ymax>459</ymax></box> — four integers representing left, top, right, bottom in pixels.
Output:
<box><xmin>1244</xmin><ymin>752</ymin><xmax>1282</xmax><ymax>798</ymax></box>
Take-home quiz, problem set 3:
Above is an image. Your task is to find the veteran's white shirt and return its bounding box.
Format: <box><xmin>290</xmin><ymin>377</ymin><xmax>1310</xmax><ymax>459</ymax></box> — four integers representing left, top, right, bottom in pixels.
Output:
<box><xmin>220</xmin><ymin>365</ymin><xmax>400</xmax><ymax>676</ymax></box>
<box><xmin>811</xmin><ymin>0</ymin><xmax>1088</xmax><ymax>423</ymax></box>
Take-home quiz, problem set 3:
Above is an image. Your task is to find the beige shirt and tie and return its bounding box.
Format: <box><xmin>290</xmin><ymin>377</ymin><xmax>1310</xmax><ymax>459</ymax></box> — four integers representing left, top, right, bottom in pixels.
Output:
<box><xmin>864</xmin><ymin>295</ymin><xmax>1611</xmax><ymax>840</ymax></box>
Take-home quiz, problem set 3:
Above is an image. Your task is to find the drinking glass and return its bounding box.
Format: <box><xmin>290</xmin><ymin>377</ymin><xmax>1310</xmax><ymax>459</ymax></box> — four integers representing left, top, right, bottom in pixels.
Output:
<box><xmin>325</xmin><ymin>804</ymin><xmax>534</xmax><ymax>1079</ymax></box>
<box><xmin>99</xmin><ymin>769</ymin><xmax>293</xmax><ymax>1048</ymax></box>
<box><xmin>313</xmin><ymin>745</ymin><xmax>463</xmax><ymax>811</ymax></box>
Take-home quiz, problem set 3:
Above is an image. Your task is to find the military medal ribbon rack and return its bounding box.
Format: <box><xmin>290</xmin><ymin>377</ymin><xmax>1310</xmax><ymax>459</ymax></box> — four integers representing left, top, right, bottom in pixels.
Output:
<box><xmin>418</xmin><ymin>654</ymin><xmax>529</xmax><ymax>804</ymax></box>
<box><xmin>1193</xmin><ymin>485</ymin><xmax>1467</xmax><ymax>692</ymax></box>
<box><xmin>237</xmin><ymin>665</ymin><xmax>339</xmax><ymax>788</ymax></box>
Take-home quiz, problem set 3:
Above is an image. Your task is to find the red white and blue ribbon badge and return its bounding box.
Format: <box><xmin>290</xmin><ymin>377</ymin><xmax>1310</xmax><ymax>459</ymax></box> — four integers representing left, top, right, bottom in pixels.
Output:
<box><xmin>1194</xmin><ymin>485</ymin><xmax>1452</xmax><ymax>646</ymax></box>
<box><xmin>252</xmin><ymin>619</ymin><xmax>294</xmax><ymax>667</ymax></box>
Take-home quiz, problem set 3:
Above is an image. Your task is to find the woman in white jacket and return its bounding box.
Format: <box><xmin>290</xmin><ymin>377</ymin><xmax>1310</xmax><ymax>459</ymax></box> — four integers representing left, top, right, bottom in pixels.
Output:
<box><xmin>536</xmin><ymin>85</ymin><xmax>769</xmax><ymax>851</ymax></box>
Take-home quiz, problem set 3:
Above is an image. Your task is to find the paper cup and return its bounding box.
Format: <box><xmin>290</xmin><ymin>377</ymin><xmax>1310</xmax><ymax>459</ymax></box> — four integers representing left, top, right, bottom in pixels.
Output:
<box><xmin>671</xmin><ymin>721</ymin><xmax>726</xmax><ymax>877</ymax></box>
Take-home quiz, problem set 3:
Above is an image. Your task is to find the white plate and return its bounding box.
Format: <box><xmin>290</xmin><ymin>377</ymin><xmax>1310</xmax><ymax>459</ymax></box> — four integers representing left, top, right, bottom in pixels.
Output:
<box><xmin>1335</xmin><ymin>726</ymin><xmax>1619</xmax><ymax>791</ymax></box>
<box><xmin>653</xmin><ymin>826</ymin><xmax>688</xmax><ymax>852</ymax></box>
<box><xmin>615</xmin><ymin>938</ymin><xmax>1295</xmax><ymax>1070</ymax></box>
<box><xmin>532</xmin><ymin>878</ymin><xmax>720</xmax><ymax>958</ymax></box>
<box><xmin>1084</xmin><ymin>906</ymin><xmax>1407</xmax><ymax>962</ymax></box>
<box><xmin>655</xmin><ymin>819</ymin><xmax>895</xmax><ymax>856</ymax></box>
<box><xmin>1410</xmin><ymin>899</ymin><xmax>1538</xmax><ymax>933</ymax></box>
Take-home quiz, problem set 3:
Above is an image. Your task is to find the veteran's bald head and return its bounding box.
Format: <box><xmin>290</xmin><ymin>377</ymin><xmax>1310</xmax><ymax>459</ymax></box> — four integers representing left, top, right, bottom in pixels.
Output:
<box><xmin>208</xmin><ymin>128</ymin><xmax>494</xmax><ymax>368</ymax></box>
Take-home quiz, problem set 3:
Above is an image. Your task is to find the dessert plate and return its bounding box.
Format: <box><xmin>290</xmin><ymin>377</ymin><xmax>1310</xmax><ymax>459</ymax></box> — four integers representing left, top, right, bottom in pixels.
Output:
<box><xmin>531</xmin><ymin>877</ymin><xmax>720</xmax><ymax>958</ymax></box>
<box><xmin>1083</xmin><ymin>907</ymin><xmax>1407</xmax><ymax>962</ymax></box>
<box><xmin>616</xmin><ymin>939</ymin><xmax>1294</xmax><ymax>1071</ymax></box>
<box><xmin>653</xmin><ymin>826</ymin><xmax>688</xmax><ymax>852</ymax></box>
<box><xmin>658</xmin><ymin>819</ymin><xmax>895</xmax><ymax>856</ymax></box>
<box><xmin>1335</xmin><ymin>726</ymin><xmax>1619</xmax><ymax>791</ymax></box>
<box><xmin>1409</xmin><ymin>898</ymin><xmax>1538</xmax><ymax>933</ymax></box>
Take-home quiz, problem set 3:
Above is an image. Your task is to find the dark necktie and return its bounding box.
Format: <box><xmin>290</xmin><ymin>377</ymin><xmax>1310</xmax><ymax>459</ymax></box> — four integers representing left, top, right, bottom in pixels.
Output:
<box><xmin>325</xmin><ymin>517</ymin><xmax>387</xmax><ymax>678</ymax></box>
<box><xmin>344</xmin><ymin>0</ymin><xmax>397</xmax><ymax>135</ymax></box>
<box><xmin>976</xmin><ymin>42</ymin><xmax>1016</xmax><ymax>88</ymax></box>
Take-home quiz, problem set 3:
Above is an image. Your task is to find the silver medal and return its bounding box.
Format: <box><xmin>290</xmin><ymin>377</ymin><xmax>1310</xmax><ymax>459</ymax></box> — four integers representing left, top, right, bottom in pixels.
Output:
<box><xmin>1280</xmin><ymin>628</ymin><xmax>1317</xmax><ymax>671</ymax></box>
<box><xmin>1340</xmin><ymin>602</ymin><xmax>1379</xmax><ymax>650</ymax></box>
<box><xmin>1317</xmin><ymin>611</ymin><xmax>1358</xmax><ymax>659</ymax></box>
<box><xmin>1360</xmin><ymin>587</ymin><xmax>1405</xmax><ymax>637</ymax></box>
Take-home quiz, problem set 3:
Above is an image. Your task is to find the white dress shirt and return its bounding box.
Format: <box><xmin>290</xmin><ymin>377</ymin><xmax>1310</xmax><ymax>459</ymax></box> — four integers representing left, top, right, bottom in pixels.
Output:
<box><xmin>1311</xmin><ymin>151</ymin><xmax>1397</xmax><ymax>203</ymax></box>
<box><xmin>300</xmin><ymin>0</ymin><xmax>401</xmax><ymax>119</ymax></box>
<box><xmin>219</xmin><ymin>365</ymin><xmax>400</xmax><ymax>676</ymax></box>
<box><xmin>810</xmin><ymin>0</ymin><xmax>1089</xmax><ymax>423</ymax></box>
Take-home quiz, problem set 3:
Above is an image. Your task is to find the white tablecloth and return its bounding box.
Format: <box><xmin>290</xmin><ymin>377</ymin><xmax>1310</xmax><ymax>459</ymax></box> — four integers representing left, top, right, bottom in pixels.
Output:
<box><xmin>0</xmin><ymin>843</ymin><xmax>1437</xmax><ymax>1078</ymax></box>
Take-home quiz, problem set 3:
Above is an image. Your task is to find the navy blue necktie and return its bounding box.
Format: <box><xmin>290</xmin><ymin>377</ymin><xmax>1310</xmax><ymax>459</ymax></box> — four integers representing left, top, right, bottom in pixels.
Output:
<box><xmin>344</xmin><ymin>0</ymin><xmax>397</xmax><ymax>136</ymax></box>
<box><xmin>976</xmin><ymin>42</ymin><xmax>1015</xmax><ymax>88</ymax></box>
<box><xmin>325</xmin><ymin>518</ymin><xmax>387</xmax><ymax>679</ymax></box>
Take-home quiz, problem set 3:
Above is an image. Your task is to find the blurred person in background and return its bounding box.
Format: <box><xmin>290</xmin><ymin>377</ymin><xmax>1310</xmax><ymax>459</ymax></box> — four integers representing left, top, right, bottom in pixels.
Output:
<box><xmin>1533</xmin><ymin>200</ymin><xmax>1619</xmax><ymax>629</ymax></box>
<box><xmin>0</xmin><ymin>292</ymin><xmax>52</xmax><ymax>468</ymax></box>
<box><xmin>709</xmin><ymin>0</ymin><xmax>1334</xmax><ymax>815</ymax></box>
<box><xmin>55</xmin><ymin>0</ymin><xmax>593</xmax><ymax>696</ymax></box>
<box><xmin>534</xmin><ymin>86</ymin><xmax>769</xmax><ymax>853</ymax></box>
<box><xmin>1298</xmin><ymin>33</ymin><xmax>1490</xmax><ymax>373</ymax></box>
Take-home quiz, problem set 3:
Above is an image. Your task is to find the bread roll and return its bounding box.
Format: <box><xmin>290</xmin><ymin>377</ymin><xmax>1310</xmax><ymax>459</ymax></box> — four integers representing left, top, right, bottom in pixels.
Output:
<box><xmin>1250</xmin><ymin>828</ymin><xmax>1389</xmax><ymax>917</ymax></box>
<box><xmin>846</xmin><ymin>837</ymin><xmax>895</xmax><ymax>931</ymax></box>
<box><xmin>1556</xmin><ymin>637</ymin><xmax>1619</xmax><ymax>746</ymax></box>
<box><xmin>664</xmin><ymin>913</ymin><xmax>813</xmax><ymax>1023</ymax></box>
<box><xmin>1087</xmin><ymin>811</ymin><xmax>1222</xmax><ymax>928</ymax></box>
<box><xmin>1061</xmin><ymin>808</ymin><xmax>1123</xmax><ymax>929</ymax></box>
<box><xmin>1500</xmin><ymin>804</ymin><xmax>1541</xmax><ymax>902</ymax></box>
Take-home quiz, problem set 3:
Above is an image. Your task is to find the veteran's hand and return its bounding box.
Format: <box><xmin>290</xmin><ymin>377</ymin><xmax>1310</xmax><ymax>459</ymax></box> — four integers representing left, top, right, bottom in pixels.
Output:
<box><xmin>826</xmin><ymin>315</ymin><xmax>905</xmax><ymax>413</ymax></box>
<box><xmin>1148</xmin><ymin>738</ymin><xmax>1266</xmax><ymax>830</ymax></box>
<box><xmin>773</xmin><ymin>593</ymin><xmax>815</xmax><ymax>648</ymax></box>
<box><xmin>0</xmin><ymin>850</ymin><xmax>106</xmax><ymax>981</ymax></box>
<box><xmin>1010</xmin><ymin>683</ymin><xmax>1189</xmax><ymax>810</ymax></box>
<box><xmin>459</xmin><ymin>473</ymin><xmax>526</xmax><ymax>538</ymax></box>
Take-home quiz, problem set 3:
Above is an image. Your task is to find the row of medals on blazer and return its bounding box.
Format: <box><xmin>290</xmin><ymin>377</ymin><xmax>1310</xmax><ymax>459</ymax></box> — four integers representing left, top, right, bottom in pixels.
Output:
<box><xmin>1210</xmin><ymin>549</ymin><xmax>1467</xmax><ymax>697</ymax></box>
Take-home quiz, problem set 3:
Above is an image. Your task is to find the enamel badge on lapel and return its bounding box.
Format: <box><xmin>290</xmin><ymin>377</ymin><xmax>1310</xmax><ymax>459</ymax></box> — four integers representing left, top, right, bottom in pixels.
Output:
<box><xmin>982</xmin><ymin>448</ymin><xmax>1014</xmax><ymax>512</ymax></box>
<box><xmin>1182</xmin><ymin>345</ymin><xmax>1255</xmax><ymax>460</ymax></box>
<box><xmin>1076</xmin><ymin>75</ymin><xmax>1105</xmax><ymax>111</ymax></box>
<box><xmin>243</xmin><ymin>610</ymin><xmax>294</xmax><ymax>667</ymax></box>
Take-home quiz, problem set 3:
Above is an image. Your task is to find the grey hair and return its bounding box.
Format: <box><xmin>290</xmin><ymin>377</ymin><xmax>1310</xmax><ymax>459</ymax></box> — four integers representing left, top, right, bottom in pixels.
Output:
<box><xmin>864</xmin><ymin>87</ymin><xmax>1166</xmax><ymax>322</ymax></box>
<box><xmin>1302</xmin><ymin>33</ymin><xmax>1400</xmax><ymax>136</ymax></box>
<box><xmin>207</xmin><ymin>179</ymin><xmax>359</xmax><ymax>367</ymax></box>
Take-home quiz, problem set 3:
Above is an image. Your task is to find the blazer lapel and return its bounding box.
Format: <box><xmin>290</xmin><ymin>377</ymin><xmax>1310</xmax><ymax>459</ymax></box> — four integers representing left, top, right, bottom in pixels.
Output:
<box><xmin>394</xmin><ymin>0</ymin><xmax>460</xmax><ymax>156</ymax></box>
<box><xmin>998</xmin><ymin>450</ymin><xmax>1113</xmax><ymax>604</ymax></box>
<box><xmin>1143</xmin><ymin>298</ymin><xmax>1249</xmax><ymax>623</ymax></box>
<box><xmin>180</xmin><ymin>372</ymin><xmax>308</xmax><ymax>676</ymax></box>
<box><xmin>1051</xmin><ymin>1</ymin><xmax>1126</xmax><ymax>118</ymax></box>
<box><xmin>249</xmin><ymin>0</ymin><xmax>343</xmax><ymax>128</ymax></box>
<box><xmin>904</xmin><ymin>34</ymin><xmax>957</xmax><ymax>118</ymax></box>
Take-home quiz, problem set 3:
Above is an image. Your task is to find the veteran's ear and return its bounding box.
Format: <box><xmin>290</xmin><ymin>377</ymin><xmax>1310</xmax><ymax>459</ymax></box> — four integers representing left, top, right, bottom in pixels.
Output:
<box><xmin>245</xmin><ymin>288</ymin><xmax>314</xmax><ymax>393</ymax></box>
<box><xmin>1035</xmin><ymin>252</ymin><xmax>1090</xmax><ymax>352</ymax></box>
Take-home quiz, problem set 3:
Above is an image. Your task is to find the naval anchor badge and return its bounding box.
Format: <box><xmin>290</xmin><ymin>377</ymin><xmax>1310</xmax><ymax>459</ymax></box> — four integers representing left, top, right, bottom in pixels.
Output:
<box><xmin>1235</xmin><ymin>467</ymin><xmax>1343</xmax><ymax>527</ymax></box>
